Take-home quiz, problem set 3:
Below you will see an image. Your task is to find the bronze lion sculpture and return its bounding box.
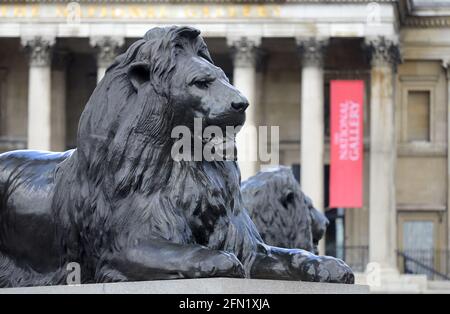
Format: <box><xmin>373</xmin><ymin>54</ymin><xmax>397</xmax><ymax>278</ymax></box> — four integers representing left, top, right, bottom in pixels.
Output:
<box><xmin>242</xmin><ymin>166</ymin><xmax>328</xmax><ymax>255</ymax></box>
<box><xmin>0</xmin><ymin>26</ymin><xmax>353</xmax><ymax>287</ymax></box>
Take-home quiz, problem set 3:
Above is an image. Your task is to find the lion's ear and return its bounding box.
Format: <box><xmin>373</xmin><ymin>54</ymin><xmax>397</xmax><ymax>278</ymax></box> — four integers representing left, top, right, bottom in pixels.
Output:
<box><xmin>128</xmin><ymin>61</ymin><xmax>150</xmax><ymax>90</ymax></box>
<box><xmin>281</xmin><ymin>190</ymin><xmax>295</xmax><ymax>209</ymax></box>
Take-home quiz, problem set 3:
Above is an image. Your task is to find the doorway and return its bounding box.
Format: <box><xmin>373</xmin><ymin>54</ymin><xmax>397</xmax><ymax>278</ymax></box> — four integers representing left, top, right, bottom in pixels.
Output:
<box><xmin>398</xmin><ymin>211</ymin><xmax>447</xmax><ymax>279</ymax></box>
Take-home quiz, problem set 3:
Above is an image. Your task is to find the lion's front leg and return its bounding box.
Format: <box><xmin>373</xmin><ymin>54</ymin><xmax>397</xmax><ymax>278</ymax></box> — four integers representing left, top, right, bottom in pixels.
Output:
<box><xmin>250</xmin><ymin>245</ymin><xmax>354</xmax><ymax>284</ymax></box>
<box><xmin>96</xmin><ymin>238</ymin><xmax>246</xmax><ymax>282</ymax></box>
<box><xmin>227</xmin><ymin>210</ymin><xmax>353</xmax><ymax>283</ymax></box>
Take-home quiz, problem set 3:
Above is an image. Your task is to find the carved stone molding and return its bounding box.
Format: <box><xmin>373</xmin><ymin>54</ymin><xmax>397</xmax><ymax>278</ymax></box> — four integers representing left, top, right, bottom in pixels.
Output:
<box><xmin>90</xmin><ymin>36</ymin><xmax>125</xmax><ymax>68</ymax></box>
<box><xmin>21</xmin><ymin>36</ymin><xmax>55</xmax><ymax>67</ymax></box>
<box><xmin>364</xmin><ymin>36</ymin><xmax>402</xmax><ymax>70</ymax></box>
<box><xmin>398</xmin><ymin>0</ymin><xmax>450</xmax><ymax>29</ymax></box>
<box><xmin>228</xmin><ymin>37</ymin><xmax>262</xmax><ymax>69</ymax></box>
<box><xmin>296</xmin><ymin>37</ymin><xmax>329</xmax><ymax>68</ymax></box>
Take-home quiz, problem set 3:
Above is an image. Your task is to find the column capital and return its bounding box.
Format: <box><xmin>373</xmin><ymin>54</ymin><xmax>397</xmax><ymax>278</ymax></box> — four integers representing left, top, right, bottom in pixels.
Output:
<box><xmin>90</xmin><ymin>36</ymin><xmax>125</xmax><ymax>68</ymax></box>
<box><xmin>364</xmin><ymin>36</ymin><xmax>402</xmax><ymax>69</ymax></box>
<box><xmin>228</xmin><ymin>36</ymin><xmax>262</xmax><ymax>68</ymax></box>
<box><xmin>296</xmin><ymin>37</ymin><xmax>329</xmax><ymax>68</ymax></box>
<box><xmin>21</xmin><ymin>36</ymin><xmax>55</xmax><ymax>67</ymax></box>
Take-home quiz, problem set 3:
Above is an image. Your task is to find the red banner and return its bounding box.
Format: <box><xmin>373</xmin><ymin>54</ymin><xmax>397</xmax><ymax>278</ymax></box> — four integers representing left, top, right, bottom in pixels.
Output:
<box><xmin>330</xmin><ymin>80</ymin><xmax>364</xmax><ymax>208</ymax></box>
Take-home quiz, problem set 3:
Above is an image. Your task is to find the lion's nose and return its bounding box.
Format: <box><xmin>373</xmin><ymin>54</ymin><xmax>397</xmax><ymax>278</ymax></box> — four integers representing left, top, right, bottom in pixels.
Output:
<box><xmin>231</xmin><ymin>101</ymin><xmax>249</xmax><ymax>113</ymax></box>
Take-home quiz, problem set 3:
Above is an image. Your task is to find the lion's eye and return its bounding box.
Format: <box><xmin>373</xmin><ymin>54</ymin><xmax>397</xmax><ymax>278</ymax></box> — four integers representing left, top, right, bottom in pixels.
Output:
<box><xmin>193</xmin><ymin>80</ymin><xmax>211</xmax><ymax>89</ymax></box>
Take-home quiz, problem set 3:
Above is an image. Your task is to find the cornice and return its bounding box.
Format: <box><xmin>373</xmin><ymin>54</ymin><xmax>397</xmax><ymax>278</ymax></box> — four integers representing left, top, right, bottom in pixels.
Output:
<box><xmin>402</xmin><ymin>16</ymin><xmax>450</xmax><ymax>28</ymax></box>
<box><xmin>398</xmin><ymin>0</ymin><xmax>450</xmax><ymax>28</ymax></box>
<box><xmin>2</xmin><ymin>0</ymin><xmax>449</xmax><ymax>29</ymax></box>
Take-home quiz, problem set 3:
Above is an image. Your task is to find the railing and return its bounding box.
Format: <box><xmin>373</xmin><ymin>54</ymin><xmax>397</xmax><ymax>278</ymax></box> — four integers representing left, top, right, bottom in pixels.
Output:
<box><xmin>328</xmin><ymin>247</ymin><xmax>450</xmax><ymax>281</ymax></box>
<box><xmin>397</xmin><ymin>249</ymin><xmax>450</xmax><ymax>281</ymax></box>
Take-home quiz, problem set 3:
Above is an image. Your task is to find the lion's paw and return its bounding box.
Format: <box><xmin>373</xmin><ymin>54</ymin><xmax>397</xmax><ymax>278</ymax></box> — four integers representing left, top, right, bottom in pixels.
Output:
<box><xmin>202</xmin><ymin>251</ymin><xmax>246</xmax><ymax>279</ymax></box>
<box><xmin>296</xmin><ymin>255</ymin><xmax>354</xmax><ymax>284</ymax></box>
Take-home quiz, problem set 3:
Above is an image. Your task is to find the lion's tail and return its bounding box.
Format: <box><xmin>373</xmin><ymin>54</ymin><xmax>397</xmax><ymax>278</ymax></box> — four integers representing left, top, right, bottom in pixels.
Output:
<box><xmin>0</xmin><ymin>252</ymin><xmax>67</xmax><ymax>288</ymax></box>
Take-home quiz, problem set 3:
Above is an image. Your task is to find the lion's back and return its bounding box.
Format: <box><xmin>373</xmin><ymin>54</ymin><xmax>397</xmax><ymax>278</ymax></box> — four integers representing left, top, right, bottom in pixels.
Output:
<box><xmin>0</xmin><ymin>149</ymin><xmax>75</xmax><ymax>275</ymax></box>
<box><xmin>0</xmin><ymin>149</ymin><xmax>73</xmax><ymax>200</ymax></box>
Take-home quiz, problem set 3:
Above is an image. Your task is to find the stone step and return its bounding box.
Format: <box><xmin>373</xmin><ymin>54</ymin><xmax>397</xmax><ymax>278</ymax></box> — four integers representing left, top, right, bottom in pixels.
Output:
<box><xmin>427</xmin><ymin>280</ymin><xmax>450</xmax><ymax>291</ymax></box>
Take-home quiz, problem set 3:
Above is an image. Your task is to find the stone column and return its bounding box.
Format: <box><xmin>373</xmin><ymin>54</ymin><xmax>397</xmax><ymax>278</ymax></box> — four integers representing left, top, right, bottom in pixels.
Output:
<box><xmin>296</xmin><ymin>38</ymin><xmax>328</xmax><ymax>213</ymax></box>
<box><xmin>228</xmin><ymin>37</ymin><xmax>261</xmax><ymax>181</ymax></box>
<box><xmin>0</xmin><ymin>69</ymin><xmax>8</xmax><ymax>136</ymax></box>
<box><xmin>90</xmin><ymin>36</ymin><xmax>124</xmax><ymax>83</ymax></box>
<box><xmin>22</xmin><ymin>36</ymin><xmax>55</xmax><ymax>151</ymax></box>
<box><xmin>445</xmin><ymin>63</ymin><xmax>450</xmax><ymax>255</ymax></box>
<box><xmin>365</xmin><ymin>37</ymin><xmax>401</xmax><ymax>272</ymax></box>
<box><xmin>51</xmin><ymin>51</ymin><xmax>69</xmax><ymax>151</ymax></box>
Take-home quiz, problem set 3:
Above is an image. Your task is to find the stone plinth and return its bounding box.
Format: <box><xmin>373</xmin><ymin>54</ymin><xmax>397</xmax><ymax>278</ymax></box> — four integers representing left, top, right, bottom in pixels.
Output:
<box><xmin>0</xmin><ymin>278</ymin><xmax>369</xmax><ymax>294</ymax></box>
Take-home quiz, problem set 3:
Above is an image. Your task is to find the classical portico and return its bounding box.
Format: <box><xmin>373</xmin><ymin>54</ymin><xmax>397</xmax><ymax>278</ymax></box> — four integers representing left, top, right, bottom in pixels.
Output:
<box><xmin>0</xmin><ymin>0</ymin><xmax>399</xmax><ymax>254</ymax></box>
<box><xmin>2</xmin><ymin>0</ymin><xmax>450</xmax><ymax>292</ymax></box>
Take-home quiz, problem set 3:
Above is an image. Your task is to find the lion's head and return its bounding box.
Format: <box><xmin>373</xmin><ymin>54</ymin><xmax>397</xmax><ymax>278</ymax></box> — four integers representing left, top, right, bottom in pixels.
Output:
<box><xmin>241</xmin><ymin>166</ymin><xmax>329</xmax><ymax>254</ymax></box>
<box><xmin>66</xmin><ymin>26</ymin><xmax>248</xmax><ymax>194</ymax></box>
<box><xmin>81</xmin><ymin>26</ymin><xmax>247</xmax><ymax>145</ymax></box>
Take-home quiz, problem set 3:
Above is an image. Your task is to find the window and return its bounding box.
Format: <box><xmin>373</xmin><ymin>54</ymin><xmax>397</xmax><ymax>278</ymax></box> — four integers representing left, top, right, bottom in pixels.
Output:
<box><xmin>407</xmin><ymin>91</ymin><xmax>430</xmax><ymax>142</ymax></box>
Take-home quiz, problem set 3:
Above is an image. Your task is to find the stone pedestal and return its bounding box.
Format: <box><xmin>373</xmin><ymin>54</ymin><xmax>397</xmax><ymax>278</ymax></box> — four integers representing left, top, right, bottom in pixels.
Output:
<box><xmin>0</xmin><ymin>278</ymin><xmax>369</xmax><ymax>294</ymax></box>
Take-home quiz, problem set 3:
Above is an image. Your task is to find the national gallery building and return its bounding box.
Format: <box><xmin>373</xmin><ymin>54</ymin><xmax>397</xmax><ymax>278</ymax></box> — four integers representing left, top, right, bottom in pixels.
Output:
<box><xmin>1</xmin><ymin>0</ymin><xmax>450</xmax><ymax>291</ymax></box>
